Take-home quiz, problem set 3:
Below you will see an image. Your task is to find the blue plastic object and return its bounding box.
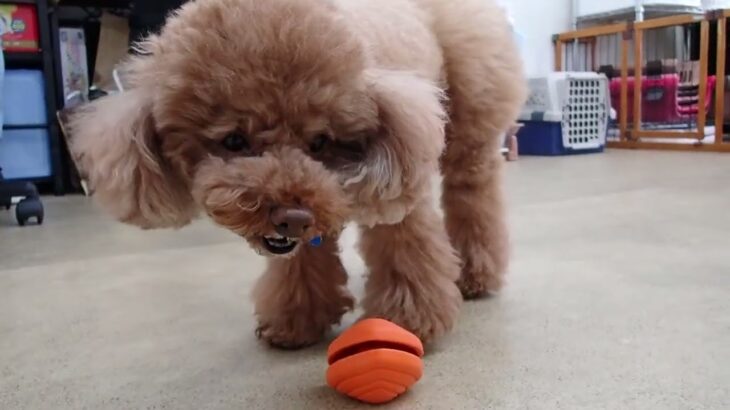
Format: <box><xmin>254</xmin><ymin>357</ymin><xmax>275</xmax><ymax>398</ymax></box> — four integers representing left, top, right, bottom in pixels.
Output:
<box><xmin>309</xmin><ymin>236</ymin><xmax>323</xmax><ymax>247</ymax></box>
<box><xmin>517</xmin><ymin>120</ymin><xmax>605</xmax><ymax>156</ymax></box>
<box><xmin>0</xmin><ymin>128</ymin><xmax>52</xmax><ymax>179</ymax></box>
<box><xmin>2</xmin><ymin>70</ymin><xmax>47</xmax><ymax>126</ymax></box>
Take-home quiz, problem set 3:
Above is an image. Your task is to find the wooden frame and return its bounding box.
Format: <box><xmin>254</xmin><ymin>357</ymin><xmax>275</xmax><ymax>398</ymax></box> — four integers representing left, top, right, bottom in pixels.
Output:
<box><xmin>633</xmin><ymin>26</ymin><xmax>643</xmax><ymax>136</ymax></box>
<box><xmin>715</xmin><ymin>13</ymin><xmax>729</xmax><ymax>145</ymax></box>
<box><xmin>555</xmin><ymin>39</ymin><xmax>563</xmax><ymax>71</ymax></box>
<box><xmin>554</xmin><ymin>38</ymin><xmax>599</xmax><ymax>72</ymax></box>
<box><xmin>620</xmin><ymin>33</ymin><xmax>630</xmax><ymax>140</ymax></box>
<box><xmin>697</xmin><ymin>19</ymin><xmax>710</xmax><ymax>138</ymax></box>
<box><xmin>634</xmin><ymin>14</ymin><xmax>702</xmax><ymax>30</ymax></box>
<box><xmin>609</xmin><ymin>140</ymin><xmax>730</xmax><ymax>151</ymax></box>
<box><xmin>557</xmin><ymin>23</ymin><xmax>629</xmax><ymax>41</ymax></box>
<box><xmin>552</xmin><ymin>11</ymin><xmax>730</xmax><ymax>152</ymax></box>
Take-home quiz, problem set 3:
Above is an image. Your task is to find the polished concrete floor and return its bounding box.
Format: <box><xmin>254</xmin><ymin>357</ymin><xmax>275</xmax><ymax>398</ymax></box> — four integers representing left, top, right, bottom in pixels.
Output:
<box><xmin>1</xmin><ymin>150</ymin><xmax>729</xmax><ymax>409</ymax></box>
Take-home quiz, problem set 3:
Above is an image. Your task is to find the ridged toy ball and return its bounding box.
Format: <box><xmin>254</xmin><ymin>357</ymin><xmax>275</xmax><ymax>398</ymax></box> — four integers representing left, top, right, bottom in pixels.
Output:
<box><xmin>326</xmin><ymin>318</ymin><xmax>424</xmax><ymax>404</ymax></box>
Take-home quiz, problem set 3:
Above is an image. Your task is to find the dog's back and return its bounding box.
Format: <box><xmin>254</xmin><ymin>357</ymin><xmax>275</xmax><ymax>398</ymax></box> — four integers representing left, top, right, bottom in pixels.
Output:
<box><xmin>335</xmin><ymin>0</ymin><xmax>518</xmax><ymax>89</ymax></box>
<box><xmin>335</xmin><ymin>0</ymin><xmax>444</xmax><ymax>81</ymax></box>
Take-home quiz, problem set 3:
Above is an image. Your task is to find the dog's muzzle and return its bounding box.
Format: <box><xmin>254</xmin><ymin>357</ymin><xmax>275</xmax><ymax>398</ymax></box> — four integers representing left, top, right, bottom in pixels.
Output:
<box><xmin>261</xmin><ymin>206</ymin><xmax>315</xmax><ymax>255</ymax></box>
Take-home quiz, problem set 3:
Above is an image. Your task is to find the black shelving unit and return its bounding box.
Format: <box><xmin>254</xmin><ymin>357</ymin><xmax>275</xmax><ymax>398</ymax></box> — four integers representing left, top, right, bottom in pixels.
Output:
<box><xmin>5</xmin><ymin>51</ymin><xmax>43</xmax><ymax>66</ymax></box>
<box><xmin>58</xmin><ymin>0</ymin><xmax>129</xmax><ymax>7</ymax></box>
<box><xmin>2</xmin><ymin>0</ymin><xmax>65</xmax><ymax>194</ymax></box>
<box><xmin>49</xmin><ymin>0</ymin><xmax>133</xmax><ymax>194</ymax></box>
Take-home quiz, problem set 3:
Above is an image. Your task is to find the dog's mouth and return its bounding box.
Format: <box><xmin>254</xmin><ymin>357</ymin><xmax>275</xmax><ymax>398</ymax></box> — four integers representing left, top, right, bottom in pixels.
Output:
<box><xmin>261</xmin><ymin>235</ymin><xmax>299</xmax><ymax>255</ymax></box>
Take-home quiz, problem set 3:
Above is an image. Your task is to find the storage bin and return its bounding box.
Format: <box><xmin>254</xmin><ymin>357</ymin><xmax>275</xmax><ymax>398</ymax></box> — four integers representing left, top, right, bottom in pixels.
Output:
<box><xmin>2</xmin><ymin>69</ymin><xmax>47</xmax><ymax>126</ymax></box>
<box><xmin>518</xmin><ymin>72</ymin><xmax>609</xmax><ymax>156</ymax></box>
<box><xmin>609</xmin><ymin>74</ymin><xmax>716</xmax><ymax>123</ymax></box>
<box><xmin>0</xmin><ymin>127</ymin><xmax>51</xmax><ymax>179</ymax></box>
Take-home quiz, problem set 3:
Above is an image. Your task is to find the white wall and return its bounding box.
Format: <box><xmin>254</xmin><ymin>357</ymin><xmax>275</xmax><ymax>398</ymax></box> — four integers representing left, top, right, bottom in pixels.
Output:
<box><xmin>500</xmin><ymin>0</ymin><xmax>573</xmax><ymax>77</ymax></box>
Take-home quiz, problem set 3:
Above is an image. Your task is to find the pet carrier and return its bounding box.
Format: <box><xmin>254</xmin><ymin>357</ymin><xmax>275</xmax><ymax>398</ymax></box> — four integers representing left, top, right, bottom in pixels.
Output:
<box><xmin>518</xmin><ymin>72</ymin><xmax>610</xmax><ymax>155</ymax></box>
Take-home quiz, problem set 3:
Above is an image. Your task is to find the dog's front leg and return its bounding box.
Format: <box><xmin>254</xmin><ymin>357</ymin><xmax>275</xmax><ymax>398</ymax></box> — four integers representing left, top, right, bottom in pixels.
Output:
<box><xmin>360</xmin><ymin>201</ymin><xmax>463</xmax><ymax>342</ymax></box>
<box><xmin>253</xmin><ymin>238</ymin><xmax>354</xmax><ymax>349</ymax></box>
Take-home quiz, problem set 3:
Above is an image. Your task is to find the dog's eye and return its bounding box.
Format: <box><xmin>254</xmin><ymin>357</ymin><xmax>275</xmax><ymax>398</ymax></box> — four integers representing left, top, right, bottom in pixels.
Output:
<box><xmin>334</xmin><ymin>140</ymin><xmax>367</xmax><ymax>161</ymax></box>
<box><xmin>221</xmin><ymin>132</ymin><xmax>250</xmax><ymax>152</ymax></box>
<box><xmin>309</xmin><ymin>133</ymin><xmax>331</xmax><ymax>153</ymax></box>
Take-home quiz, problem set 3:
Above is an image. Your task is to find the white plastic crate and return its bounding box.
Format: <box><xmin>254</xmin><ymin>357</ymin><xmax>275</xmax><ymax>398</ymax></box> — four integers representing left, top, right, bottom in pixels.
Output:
<box><xmin>519</xmin><ymin>72</ymin><xmax>610</xmax><ymax>155</ymax></box>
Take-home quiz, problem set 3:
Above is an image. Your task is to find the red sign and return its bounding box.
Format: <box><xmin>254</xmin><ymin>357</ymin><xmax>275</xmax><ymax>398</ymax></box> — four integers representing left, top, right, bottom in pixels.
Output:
<box><xmin>1</xmin><ymin>5</ymin><xmax>40</xmax><ymax>52</ymax></box>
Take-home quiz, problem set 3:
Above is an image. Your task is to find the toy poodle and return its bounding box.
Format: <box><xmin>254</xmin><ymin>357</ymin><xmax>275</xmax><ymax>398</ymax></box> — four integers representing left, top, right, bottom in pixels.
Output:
<box><xmin>68</xmin><ymin>0</ymin><xmax>526</xmax><ymax>348</ymax></box>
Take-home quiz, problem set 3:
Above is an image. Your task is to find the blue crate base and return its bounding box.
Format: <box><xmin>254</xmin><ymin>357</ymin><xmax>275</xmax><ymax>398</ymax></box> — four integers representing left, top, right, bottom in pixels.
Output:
<box><xmin>0</xmin><ymin>128</ymin><xmax>52</xmax><ymax>180</ymax></box>
<box><xmin>518</xmin><ymin>121</ymin><xmax>605</xmax><ymax>156</ymax></box>
<box><xmin>2</xmin><ymin>70</ymin><xmax>48</xmax><ymax>127</ymax></box>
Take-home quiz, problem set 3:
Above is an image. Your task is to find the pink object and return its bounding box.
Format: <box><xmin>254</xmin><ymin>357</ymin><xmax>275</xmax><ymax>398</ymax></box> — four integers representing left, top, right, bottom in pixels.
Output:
<box><xmin>609</xmin><ymin>74</ymin><xmax>716</xmax><ymax>123</ymax></box>
<box><xmin>504</xmin><ymin>124</ymin><xmax>521</xmax><ymax>162</ymax></box>
<box><xmin>506</xmin><ymin>134</ymin><xmax>519</xmax><ymax>161</ymax></box>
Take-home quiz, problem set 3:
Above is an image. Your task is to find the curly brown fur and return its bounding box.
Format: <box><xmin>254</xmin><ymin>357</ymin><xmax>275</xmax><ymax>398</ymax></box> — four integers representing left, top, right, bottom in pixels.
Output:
<box><xmin>424</xmin><ymin>0</ymin><xmax>526</xmax><ymax>297</ymax></box>
<box><xmin>360</xmin><ymin>199</ymin><xmax>462</xmax><ymax>341</ymax></box>
<box><xmin>69</xmin><ymin>0</ymin><xmax>526</xmax><ymax>346</ymax></box>
<box><xmin>254</xmin><ymin>236</ymin><xmax>354</xmax><ymax>348</ymax></box>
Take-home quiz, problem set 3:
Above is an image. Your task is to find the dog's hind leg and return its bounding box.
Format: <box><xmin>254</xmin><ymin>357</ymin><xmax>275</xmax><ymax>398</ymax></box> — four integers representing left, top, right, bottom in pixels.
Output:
<box><xmin>253</xmin><ymin>238</ymin><xmax>354</xmax><ymax>349</ymax></box>
<box><xmin>427</xmin><ymin>0</ymin><xmax>527</xmax><ymax>298</ymax></box>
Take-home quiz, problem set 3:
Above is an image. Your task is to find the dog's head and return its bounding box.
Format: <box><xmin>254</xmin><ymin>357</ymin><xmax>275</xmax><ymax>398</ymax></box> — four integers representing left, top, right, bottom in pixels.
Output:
<box><xmin>69</xmin><ymin>0</ymin><xmax>446</xmax><ymax>256</ymax></box>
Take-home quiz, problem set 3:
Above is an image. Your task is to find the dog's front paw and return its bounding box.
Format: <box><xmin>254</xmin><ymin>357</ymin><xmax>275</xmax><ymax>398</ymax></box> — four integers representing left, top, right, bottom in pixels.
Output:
<box><xmin>457</xmin><ymin>251</ymin><xmax>505</xmax><ymax>299</ymax></box>
<box><xmin>363</xmin><ymin>280</ymin><xmax>462</xmax><ymax>343</ymax></box>
<box><xmin>255</xmin><ymin>291</ymin><xmax>354</xmax><ymax>349</ymax></box>
<box><xmin>255</xmin><ymin>320</ymin><xmax>326</xmax><ymax>350</ymax></box>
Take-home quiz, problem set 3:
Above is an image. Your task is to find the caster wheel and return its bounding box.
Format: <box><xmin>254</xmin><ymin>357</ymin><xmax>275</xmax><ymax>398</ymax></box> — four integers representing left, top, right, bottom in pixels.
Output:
<box><xmin>16</xmin><ymin>198</ymin><xmax>44</xmax><ymax>226</ymax></box>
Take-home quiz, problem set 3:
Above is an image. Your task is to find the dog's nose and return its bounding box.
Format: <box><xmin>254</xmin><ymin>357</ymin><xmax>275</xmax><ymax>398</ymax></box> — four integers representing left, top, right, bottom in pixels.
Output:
<box><xmin>270</xmin><ymin>206</ymin><xmax>314</xmax><ymax>238</ymax></box>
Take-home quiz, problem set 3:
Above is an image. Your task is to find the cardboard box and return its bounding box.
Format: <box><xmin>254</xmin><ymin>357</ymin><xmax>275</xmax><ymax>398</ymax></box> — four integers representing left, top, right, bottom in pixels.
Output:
<box><xmin>94</xmin><ymin>12</ymin><xmax>129</xmax><ymax>91</ymax></box>
<box><xmin>0</xmin><ymin>5</ymin><xmax>40</xmax><ymax>52</ymax></box>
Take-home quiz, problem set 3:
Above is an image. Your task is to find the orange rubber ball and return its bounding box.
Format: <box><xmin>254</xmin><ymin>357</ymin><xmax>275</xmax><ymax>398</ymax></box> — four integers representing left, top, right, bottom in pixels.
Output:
<box><xmin>326</xmin><ymin>318</ymin><xmax>424</xmax><ymax>404</ymax></box>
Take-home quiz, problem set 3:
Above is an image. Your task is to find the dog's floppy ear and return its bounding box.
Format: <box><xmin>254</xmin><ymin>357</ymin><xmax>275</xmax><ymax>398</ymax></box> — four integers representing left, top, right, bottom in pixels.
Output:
<box><xmin>68</xmin><ymin>89</ymin><xmax>197</xmax><ymax>229</ymax></box>
<box><xmin>359</xmin><ymin>69</ymin><xmax>447</xmax><ymax>201</ymax></box>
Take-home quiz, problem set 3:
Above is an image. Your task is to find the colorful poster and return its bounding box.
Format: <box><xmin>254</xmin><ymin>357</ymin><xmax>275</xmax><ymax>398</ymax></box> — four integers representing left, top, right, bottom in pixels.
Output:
<box><xmin>59</xmin><ymin>27</ymin><xmax>89</xmax><ymax>102</ymax></box>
